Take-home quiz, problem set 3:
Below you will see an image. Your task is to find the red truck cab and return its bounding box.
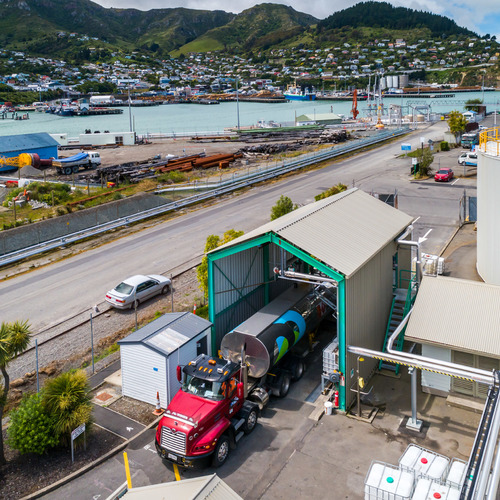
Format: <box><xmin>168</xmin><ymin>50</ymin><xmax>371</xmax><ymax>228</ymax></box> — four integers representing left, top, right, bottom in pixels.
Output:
<box><xmin>155</xmin><ymin>354</ymin><xmax>259</xmax><ymax>468</ymax></box>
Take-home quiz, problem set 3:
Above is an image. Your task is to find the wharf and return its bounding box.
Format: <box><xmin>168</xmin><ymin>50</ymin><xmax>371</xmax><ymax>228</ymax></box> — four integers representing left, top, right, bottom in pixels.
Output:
<box><xmin>76</xmin><ymin>108</ymin><xmax>124</xmax><ymax>116</ymax></box>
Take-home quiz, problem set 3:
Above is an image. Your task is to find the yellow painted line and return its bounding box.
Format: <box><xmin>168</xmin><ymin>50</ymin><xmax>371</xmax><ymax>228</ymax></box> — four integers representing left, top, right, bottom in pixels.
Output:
<box><xmin>123</xmin><ymin>452</ymin><xmax>132</xmax><ymax>489</ymax></box>
<box><xmin>173</xmin><ymin>463</ymin><xmax>181</xmax><ymax>481</ymax></box>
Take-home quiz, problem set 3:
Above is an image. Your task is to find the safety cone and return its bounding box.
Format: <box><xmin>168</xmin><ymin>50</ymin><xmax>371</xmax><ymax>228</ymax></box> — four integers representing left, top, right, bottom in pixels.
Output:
<box><xmin>193</xmin><ymin>303</ymin><xmax>197</xmax><ymax>315</ymax></box>
<box><xmin>153</xmin><ymin>391</ymin><xmax>163</xmax><ymax>415</ymax></box>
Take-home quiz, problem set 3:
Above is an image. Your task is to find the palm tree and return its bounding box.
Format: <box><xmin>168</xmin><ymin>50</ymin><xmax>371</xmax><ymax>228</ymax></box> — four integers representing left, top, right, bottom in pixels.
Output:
<box><xmin>42</xmin><ymin>370</ymin><xmax>92</xmax><ymax>446</ymax></box>
<box><xmin>0</xmin><ymin>320</ymin><xmax>31</xmax><ymax>464</ymax></box>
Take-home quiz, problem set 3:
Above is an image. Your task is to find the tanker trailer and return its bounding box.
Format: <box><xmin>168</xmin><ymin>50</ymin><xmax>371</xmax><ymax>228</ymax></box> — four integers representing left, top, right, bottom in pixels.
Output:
<box><xmin>155</xmin><ymin>283</ymin><xmax>334</xmax><ymax>468</ymax></box>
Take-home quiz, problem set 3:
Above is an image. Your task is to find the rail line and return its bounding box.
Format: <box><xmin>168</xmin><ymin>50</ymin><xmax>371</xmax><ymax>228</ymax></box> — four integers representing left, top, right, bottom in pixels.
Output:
<box><xmin>0</xmin><ymin>127</ymin><xmax>409</xmax><ymax>267</ymax></box>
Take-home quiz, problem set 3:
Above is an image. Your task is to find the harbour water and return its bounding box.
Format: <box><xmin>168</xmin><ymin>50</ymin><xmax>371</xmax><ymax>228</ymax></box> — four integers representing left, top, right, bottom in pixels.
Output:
<box><xmin>0</xmin><ymin>91</ymin><xmax>498</xmax><ymax>138</ymax></box>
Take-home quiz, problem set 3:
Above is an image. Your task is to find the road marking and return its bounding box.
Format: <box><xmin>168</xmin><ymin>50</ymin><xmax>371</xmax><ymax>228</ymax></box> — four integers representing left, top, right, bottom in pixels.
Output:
<box><xmin>143</xmin><ymin>444</ymin><xmax>157</xmax><ymax>454</ymax></box>
<box><xmin>126</xmin><ymin>426</ymin><xmax>134</xmax><ymax>432</ymax></box>
<box><xmin>173</xmin><ymin>463</ymin><xmax>181</xmax><ymax>481</ymax></box>
<box><xmin>451</xmin><ymin>178</ymin><xmax>460</xmax><ymax>186</ymax></box>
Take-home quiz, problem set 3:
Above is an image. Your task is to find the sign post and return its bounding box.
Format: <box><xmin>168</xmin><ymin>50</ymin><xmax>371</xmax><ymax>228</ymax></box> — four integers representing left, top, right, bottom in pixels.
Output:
<box><xmin>71</xmin><ymin>423</ymin><xmax>86</xmax><ymax>463</ymax></box>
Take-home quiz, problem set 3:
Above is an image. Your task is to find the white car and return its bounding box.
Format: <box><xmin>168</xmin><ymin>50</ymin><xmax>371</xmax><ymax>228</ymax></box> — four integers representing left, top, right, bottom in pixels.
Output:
<box><xmin>105</xmin><ymin>274</ymin><xmax>171</xmax><ymax>309</ymax></box>
<box><xmin>458</xmin><ymin>152</ymin><xmax>477</xmax><ymax>165</ymax></box>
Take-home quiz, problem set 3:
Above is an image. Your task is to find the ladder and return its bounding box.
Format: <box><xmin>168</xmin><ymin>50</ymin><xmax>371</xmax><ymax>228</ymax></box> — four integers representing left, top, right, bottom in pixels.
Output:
<box><xmin>378</xmin><ymin>288</ymin><xmax>409</xmax><ymax>375</ymax></box>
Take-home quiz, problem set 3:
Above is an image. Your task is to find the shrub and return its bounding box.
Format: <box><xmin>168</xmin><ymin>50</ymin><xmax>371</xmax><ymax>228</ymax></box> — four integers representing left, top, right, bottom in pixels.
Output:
<box><xmin>440</xmin><ymin>141</ymin><xmax>450</xmax><ymax>151</ymax></box>
<box><xmin>270</xmin><ymin>195</ymin><xmax>297</xmax><ymax>221</ymax></box>
<box><xmin>42</xmin><ymin>370</ymin><xmax>92</xmax><ymax>446</ymax></box>
<box><xmin>314</xmin><ymin>183</ymin><xmax>348</xmax><ymax>201</ymax></box>
<box><xmin>7</xmin><ymin>393</ymin><xmax>59</xmax><ymax>455</ymax></box>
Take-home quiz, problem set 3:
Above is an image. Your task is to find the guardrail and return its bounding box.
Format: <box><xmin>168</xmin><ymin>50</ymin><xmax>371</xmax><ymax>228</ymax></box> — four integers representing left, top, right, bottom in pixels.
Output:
<box><xmin>0</xmin><ymin>127</ymin><xmax>409</xmax><ymax>267</ymax></box>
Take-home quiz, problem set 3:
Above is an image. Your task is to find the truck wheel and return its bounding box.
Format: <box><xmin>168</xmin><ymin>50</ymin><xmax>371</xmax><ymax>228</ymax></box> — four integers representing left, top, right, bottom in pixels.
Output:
<box><xmin>161</xmin><ymin>285</ymin><xmax>170</xmax><ymax>294</ymax></box>
<box><xmin>212</xmin><ymin>435</ymin><xmax>229</xmax><ymax>468</ymax></box>
<box><xmin>277</xmin><ymin>372</ymin><xmax>291</xmax><ymax>398</ymax></box>
<box><xmin>130</xmin><ymin>299</ymin><xmax>140</xmax><ymax>310</ymax></box>
<box><xmin>64</xmin><ymin>167</ymin><xmax>72</xmax><ymax>175</ymax></box>
<box><xmin>242</xmin><ymin>408</ymin><xmax>258</xmax><ymax>435</ymax></box>
<box><xmin>291</xmin><ymin>360</ymin><xmax>305</xmax><ymax>381</ymax></box>
<box><xmin>72</xmin><ymin>165</ymin><xmax>79</xmax><ymax>173</ymax></box>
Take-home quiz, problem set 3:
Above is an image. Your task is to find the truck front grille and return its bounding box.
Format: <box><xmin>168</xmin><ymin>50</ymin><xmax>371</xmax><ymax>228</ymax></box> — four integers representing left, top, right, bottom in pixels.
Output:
<box><xmin>161</xmin><ymin>426</ymin><xmax>186</xmax><ymax>455</ymax></box>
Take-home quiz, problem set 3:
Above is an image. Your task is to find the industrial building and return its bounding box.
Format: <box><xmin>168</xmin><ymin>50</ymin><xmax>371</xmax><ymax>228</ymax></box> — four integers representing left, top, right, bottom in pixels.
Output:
<box><xmin>207</xmin><ymin>188</ymin><xmax>415</xmax><ymax>411</ymax></box>
<box><xmin>0</xmin><ymin>132</ymin><xmax>59</xmax><ymax>171</ymax></box>
<box><xmin>404</xmin><ymin>276</ymin><xmax>500</xmax><ymax>399</ymax></box>
<box><xmin>295</xmin><ymin>112</ymin><xmax>343</xmax><ymax>126</ymax></box>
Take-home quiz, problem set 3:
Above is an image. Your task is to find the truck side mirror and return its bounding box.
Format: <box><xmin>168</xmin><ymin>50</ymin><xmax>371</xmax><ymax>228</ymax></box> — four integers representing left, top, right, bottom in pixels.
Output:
<box><xmin>237</xmin><ymin>382</ymin><xmax>244</xmax><ymax>400</ymax></box>
<box><xmin>176</xmin><ymin>365</ymin><xmax>182</xmax><ymax>382</ymax></box>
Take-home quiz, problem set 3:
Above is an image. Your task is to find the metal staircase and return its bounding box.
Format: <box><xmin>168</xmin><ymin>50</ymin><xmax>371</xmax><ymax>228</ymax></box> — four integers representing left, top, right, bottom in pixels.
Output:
<box><xmin>379</xmin><ymin>271</ymin><xmax>419</xmax><ymax>374</ymax></box>
<box><xmin>379</xmin><ymin>289</ymin><xmax>407</xmax><ymax>374</ymax></box>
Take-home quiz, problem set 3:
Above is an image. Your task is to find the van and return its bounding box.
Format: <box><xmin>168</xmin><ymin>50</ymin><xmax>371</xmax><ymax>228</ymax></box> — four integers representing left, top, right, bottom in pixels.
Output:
<box><xmin>458</xmin><ymin>151</ymin><xmax>477</xmax><ymax>166</ymax></box>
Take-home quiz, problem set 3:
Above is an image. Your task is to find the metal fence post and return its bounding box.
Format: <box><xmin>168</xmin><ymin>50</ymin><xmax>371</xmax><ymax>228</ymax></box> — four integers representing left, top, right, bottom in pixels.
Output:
<box><xmin>35</xmin><ymin>339</ymin><xmax>39</xmax><ymax>393</ymax></box>
<box><xmin>90</xmin><ymin>312</ymin><xmax>95</xmax><ymax>373</ymax></box>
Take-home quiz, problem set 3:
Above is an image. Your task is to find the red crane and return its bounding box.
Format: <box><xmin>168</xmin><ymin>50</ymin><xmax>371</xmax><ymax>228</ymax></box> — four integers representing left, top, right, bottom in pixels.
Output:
<box><xmin>351</xmin><ymin>89</ymin><xmax>359</xmax><ymax>120</ymax></box>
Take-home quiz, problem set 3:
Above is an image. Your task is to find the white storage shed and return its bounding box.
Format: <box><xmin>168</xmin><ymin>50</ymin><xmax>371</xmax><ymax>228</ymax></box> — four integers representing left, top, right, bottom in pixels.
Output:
<box><xmin>118</xmin><ymin>312</ymin><xmax>212</xmax><ymax>408</ymax></box>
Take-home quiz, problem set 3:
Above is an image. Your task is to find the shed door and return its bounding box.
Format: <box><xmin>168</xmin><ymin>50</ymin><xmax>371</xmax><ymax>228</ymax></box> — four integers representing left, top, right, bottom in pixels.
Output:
<box><xmin>121</xmin><ymin>345</ymin><xmax>167</xmax><ymax>407</ymax></box>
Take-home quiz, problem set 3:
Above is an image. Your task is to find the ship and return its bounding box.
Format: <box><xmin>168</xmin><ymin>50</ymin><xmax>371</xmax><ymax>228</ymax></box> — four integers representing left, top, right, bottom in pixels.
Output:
<box><xmin>283</xmin><ymin>81</ymin><xmax>316</xmax><ymax>101</ymax></box>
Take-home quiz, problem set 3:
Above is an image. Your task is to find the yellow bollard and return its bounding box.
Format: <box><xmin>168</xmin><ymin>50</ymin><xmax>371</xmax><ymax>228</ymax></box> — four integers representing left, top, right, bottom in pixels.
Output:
<box><xmin>123</xmin><ymin>452</ymin><xmax>132</xmax><ymax>490</ymax></box>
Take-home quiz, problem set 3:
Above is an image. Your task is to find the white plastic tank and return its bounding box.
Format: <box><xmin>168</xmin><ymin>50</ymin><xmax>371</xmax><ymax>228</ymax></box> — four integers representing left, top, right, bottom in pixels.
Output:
<box><xmin>411</xmin><ymin>478</ymin><xmax>460</xmax><ymax>499</ymax></box>
<box><xmin>399</xmin><ymin>445</ymin><xmax>450</xmax><ymax>481</ymax></box>
<box><xmin>380</xmin><ymin>77</ymin><xmax>387</xmax><ymax>90</ymax></box>
<box><xmin>445</xmin><ymin>459</ymin><xmax>467</xmax><ymax>489</ymax></box>
<box><xmin>392</xmin><ymin>75</ymin><xmax>399</xmax><ymax>89</ymax></box>
<box><xmin>386</xmin><ymin>75</ymin><xmax>394</xmax><ymax>88</ymax></box>
<box><xmin>365</xmin><ymin>461</ymin><xmax>414</xmax><ymax>500</ymax></box>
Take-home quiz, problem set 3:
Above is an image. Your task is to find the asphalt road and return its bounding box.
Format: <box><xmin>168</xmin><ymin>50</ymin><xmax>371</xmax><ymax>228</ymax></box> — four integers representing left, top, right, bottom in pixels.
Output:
<box><xmin>0</xmin><ymin>121</ymin><xmax>476</xmax><ymax>332</ymax></box>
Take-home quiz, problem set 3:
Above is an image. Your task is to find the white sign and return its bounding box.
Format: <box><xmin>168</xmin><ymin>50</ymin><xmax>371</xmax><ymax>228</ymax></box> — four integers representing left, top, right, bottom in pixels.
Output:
<box><xmin>71</xmin><ymin>423</ymin><xmax>86</xmax><ymax>440</ymax></box>
<box><xmin>412</xmin><ymin>158</ymin><xmax>418</xmax><ymax>165</ymax></box>
<box><xmin>420</xmin><ymin>136</ymin><xmax>426</xmax><ymax>144</ymax></box>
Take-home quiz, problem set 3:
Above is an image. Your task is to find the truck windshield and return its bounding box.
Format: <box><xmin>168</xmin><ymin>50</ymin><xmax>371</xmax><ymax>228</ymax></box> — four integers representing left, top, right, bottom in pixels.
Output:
<box><xmin>182</xmin><ymin>374</ymin><xmax>225</xmax><ymax>401</ymax></box>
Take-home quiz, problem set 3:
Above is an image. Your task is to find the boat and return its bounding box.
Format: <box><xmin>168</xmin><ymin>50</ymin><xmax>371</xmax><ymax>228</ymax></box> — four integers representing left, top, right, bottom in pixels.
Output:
<box><xmin>283</xmin><ymin>81</ymin><xmax>316</xmax><ymax>101</ymax></box>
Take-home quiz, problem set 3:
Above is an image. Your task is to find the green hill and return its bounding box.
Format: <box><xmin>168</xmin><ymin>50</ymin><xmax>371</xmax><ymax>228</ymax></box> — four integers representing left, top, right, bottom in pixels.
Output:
<box><xmin>317</xmin><ymin>1</ymin><xmax>477</xmax><ymax>38</ymax></box>
<box><xmin>175</xmin><ymin>3</ymin><xmax>317</xmax><ymax>54</ymax></box>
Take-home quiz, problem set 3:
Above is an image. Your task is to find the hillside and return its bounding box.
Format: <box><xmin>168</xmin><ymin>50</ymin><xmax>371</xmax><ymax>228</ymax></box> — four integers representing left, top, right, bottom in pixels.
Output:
<box><xmin>175</xmin><ymin>3</ymin><xmax>317</xmax><ymax>54</ymax></box>
<box><xmin>316</xmin><ymin>1</ymin><xmax>477</xmax><ymax>38</ymax></box>
<box><xmin>0</xmin><ymin>0</ymin><xmax>481</xmax><ymax>60</ymax></box>
<box><xmin>0</xmin><ymin>0</ymin><xmax>234</xmax><ymax>53</ymax></box>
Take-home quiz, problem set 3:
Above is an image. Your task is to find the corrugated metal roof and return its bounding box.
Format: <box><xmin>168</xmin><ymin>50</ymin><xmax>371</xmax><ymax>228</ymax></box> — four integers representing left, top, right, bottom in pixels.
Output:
<box><xmin>118</xmin><ymin>312</ymin><xmax>212</xmax><ymax>357</ymax></box>
<box><xmin>212</xmin><ymin>188</ymin><xmax>413</xmax><ymax>278</ymax></box>
<box><xmin>405</xmin><ymin>276</ymin><xmax>500</xmax><ymax>358</ymax></box>
<box><xmin>121</xmin><ymin>474</ymin><xmax>243</xmax><ymax>499</ymax></box>
<box><xmin>0</xmin><ymin>132</ymin><xmax>59</xmax><ymax>153</ymax></box>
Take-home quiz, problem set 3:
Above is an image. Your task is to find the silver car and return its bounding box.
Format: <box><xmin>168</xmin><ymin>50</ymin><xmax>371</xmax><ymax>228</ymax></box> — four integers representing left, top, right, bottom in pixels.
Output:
<box><xmin>105</xmin><ymin>274</ymin><xmax>171</xmax><ymax>309</ymax></box>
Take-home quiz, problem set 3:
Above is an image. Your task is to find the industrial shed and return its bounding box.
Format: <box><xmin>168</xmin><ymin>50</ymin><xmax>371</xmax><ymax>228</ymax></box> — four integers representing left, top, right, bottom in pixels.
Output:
<box><xmin>404</xmin><ymin>276</ymin><xmax>500</xmax><ymax>399</ymax></box>
<box><xmin>207</xmin><ymin>188</ymin><xmax>414</xmax><ymax>410</ymax></box>
<box><xmin>296</xmin><ymin>112</ymin><xmax>343</xmax><ymax>126</ymax></box>
<box><xmin>0</xmin><ymin>132</ymin><xmax>59</xmax><ymax>161</ymax></box>
<box><xmin>118</xmin><ymin>312</ymin><xmax>212</xmax><ymax>408</ymax></box>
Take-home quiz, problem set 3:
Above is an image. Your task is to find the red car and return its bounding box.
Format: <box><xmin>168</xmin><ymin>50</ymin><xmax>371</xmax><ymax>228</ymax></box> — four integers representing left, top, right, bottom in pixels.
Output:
<box><xmin>434</xmin><ymin>167</ymin><xmax>454</xmax><ymax>182</ymax></box>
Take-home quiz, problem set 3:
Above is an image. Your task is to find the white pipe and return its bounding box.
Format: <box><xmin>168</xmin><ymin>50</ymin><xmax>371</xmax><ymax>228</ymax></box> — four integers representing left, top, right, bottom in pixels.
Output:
<box><xmin>273</xmin><ymin>267</ymin><xmax>338</xmax><ymax>285</ymax></box>
<box><xmin>475</xmin><ymin>396</ymin><xmax>500</xmax><ymax>499</ymax></box>
<box><xmin>397</xmin><ymin>224</ymin><xmax>422</xmax><ymax>284</ymax></box>
<box><xmin>387</xmin><ymin>309</ymin><xmax>492</xmax><ymax>378</ymax></box>
<box><xmin>347</xmin><ymin>345</ymin><xmax>494</xmax><ymax>385</ymax></box>
<box><xmin>485</xmin><ymin>421</ymin><xmax>500</xmax><ymax>499</ymax></box>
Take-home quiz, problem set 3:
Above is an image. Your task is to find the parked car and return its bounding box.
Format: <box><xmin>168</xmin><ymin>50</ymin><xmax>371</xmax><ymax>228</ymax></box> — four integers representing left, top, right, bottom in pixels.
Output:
<box><xmin>105</xmin><ymin>274</ymin><xmax>171</xmax><ymax>309</ymax></box>
<box><xmin>434</xmin><ymin>167</ymin><xmax>454</xmax><ymax>182</ymax></box>
<box><xmin>458</xmin><ymin>152</ymin><xmax>478</xmax><ymax>165</ymax></box>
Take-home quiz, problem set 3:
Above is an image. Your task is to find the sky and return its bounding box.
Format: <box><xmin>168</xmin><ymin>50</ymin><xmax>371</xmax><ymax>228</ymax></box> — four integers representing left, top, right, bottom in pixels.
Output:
<box><xmin>93</xmin><ymin>0</ymin><xmax>500</xmax><ymax>39</ymax></box>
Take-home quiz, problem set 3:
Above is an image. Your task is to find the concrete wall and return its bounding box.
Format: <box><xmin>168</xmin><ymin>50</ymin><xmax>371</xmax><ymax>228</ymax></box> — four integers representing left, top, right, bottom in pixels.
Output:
<box><xmin>0</xmin><ymin>193</ymin><xmax>170</xmax><ymax>255</ymax></box>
